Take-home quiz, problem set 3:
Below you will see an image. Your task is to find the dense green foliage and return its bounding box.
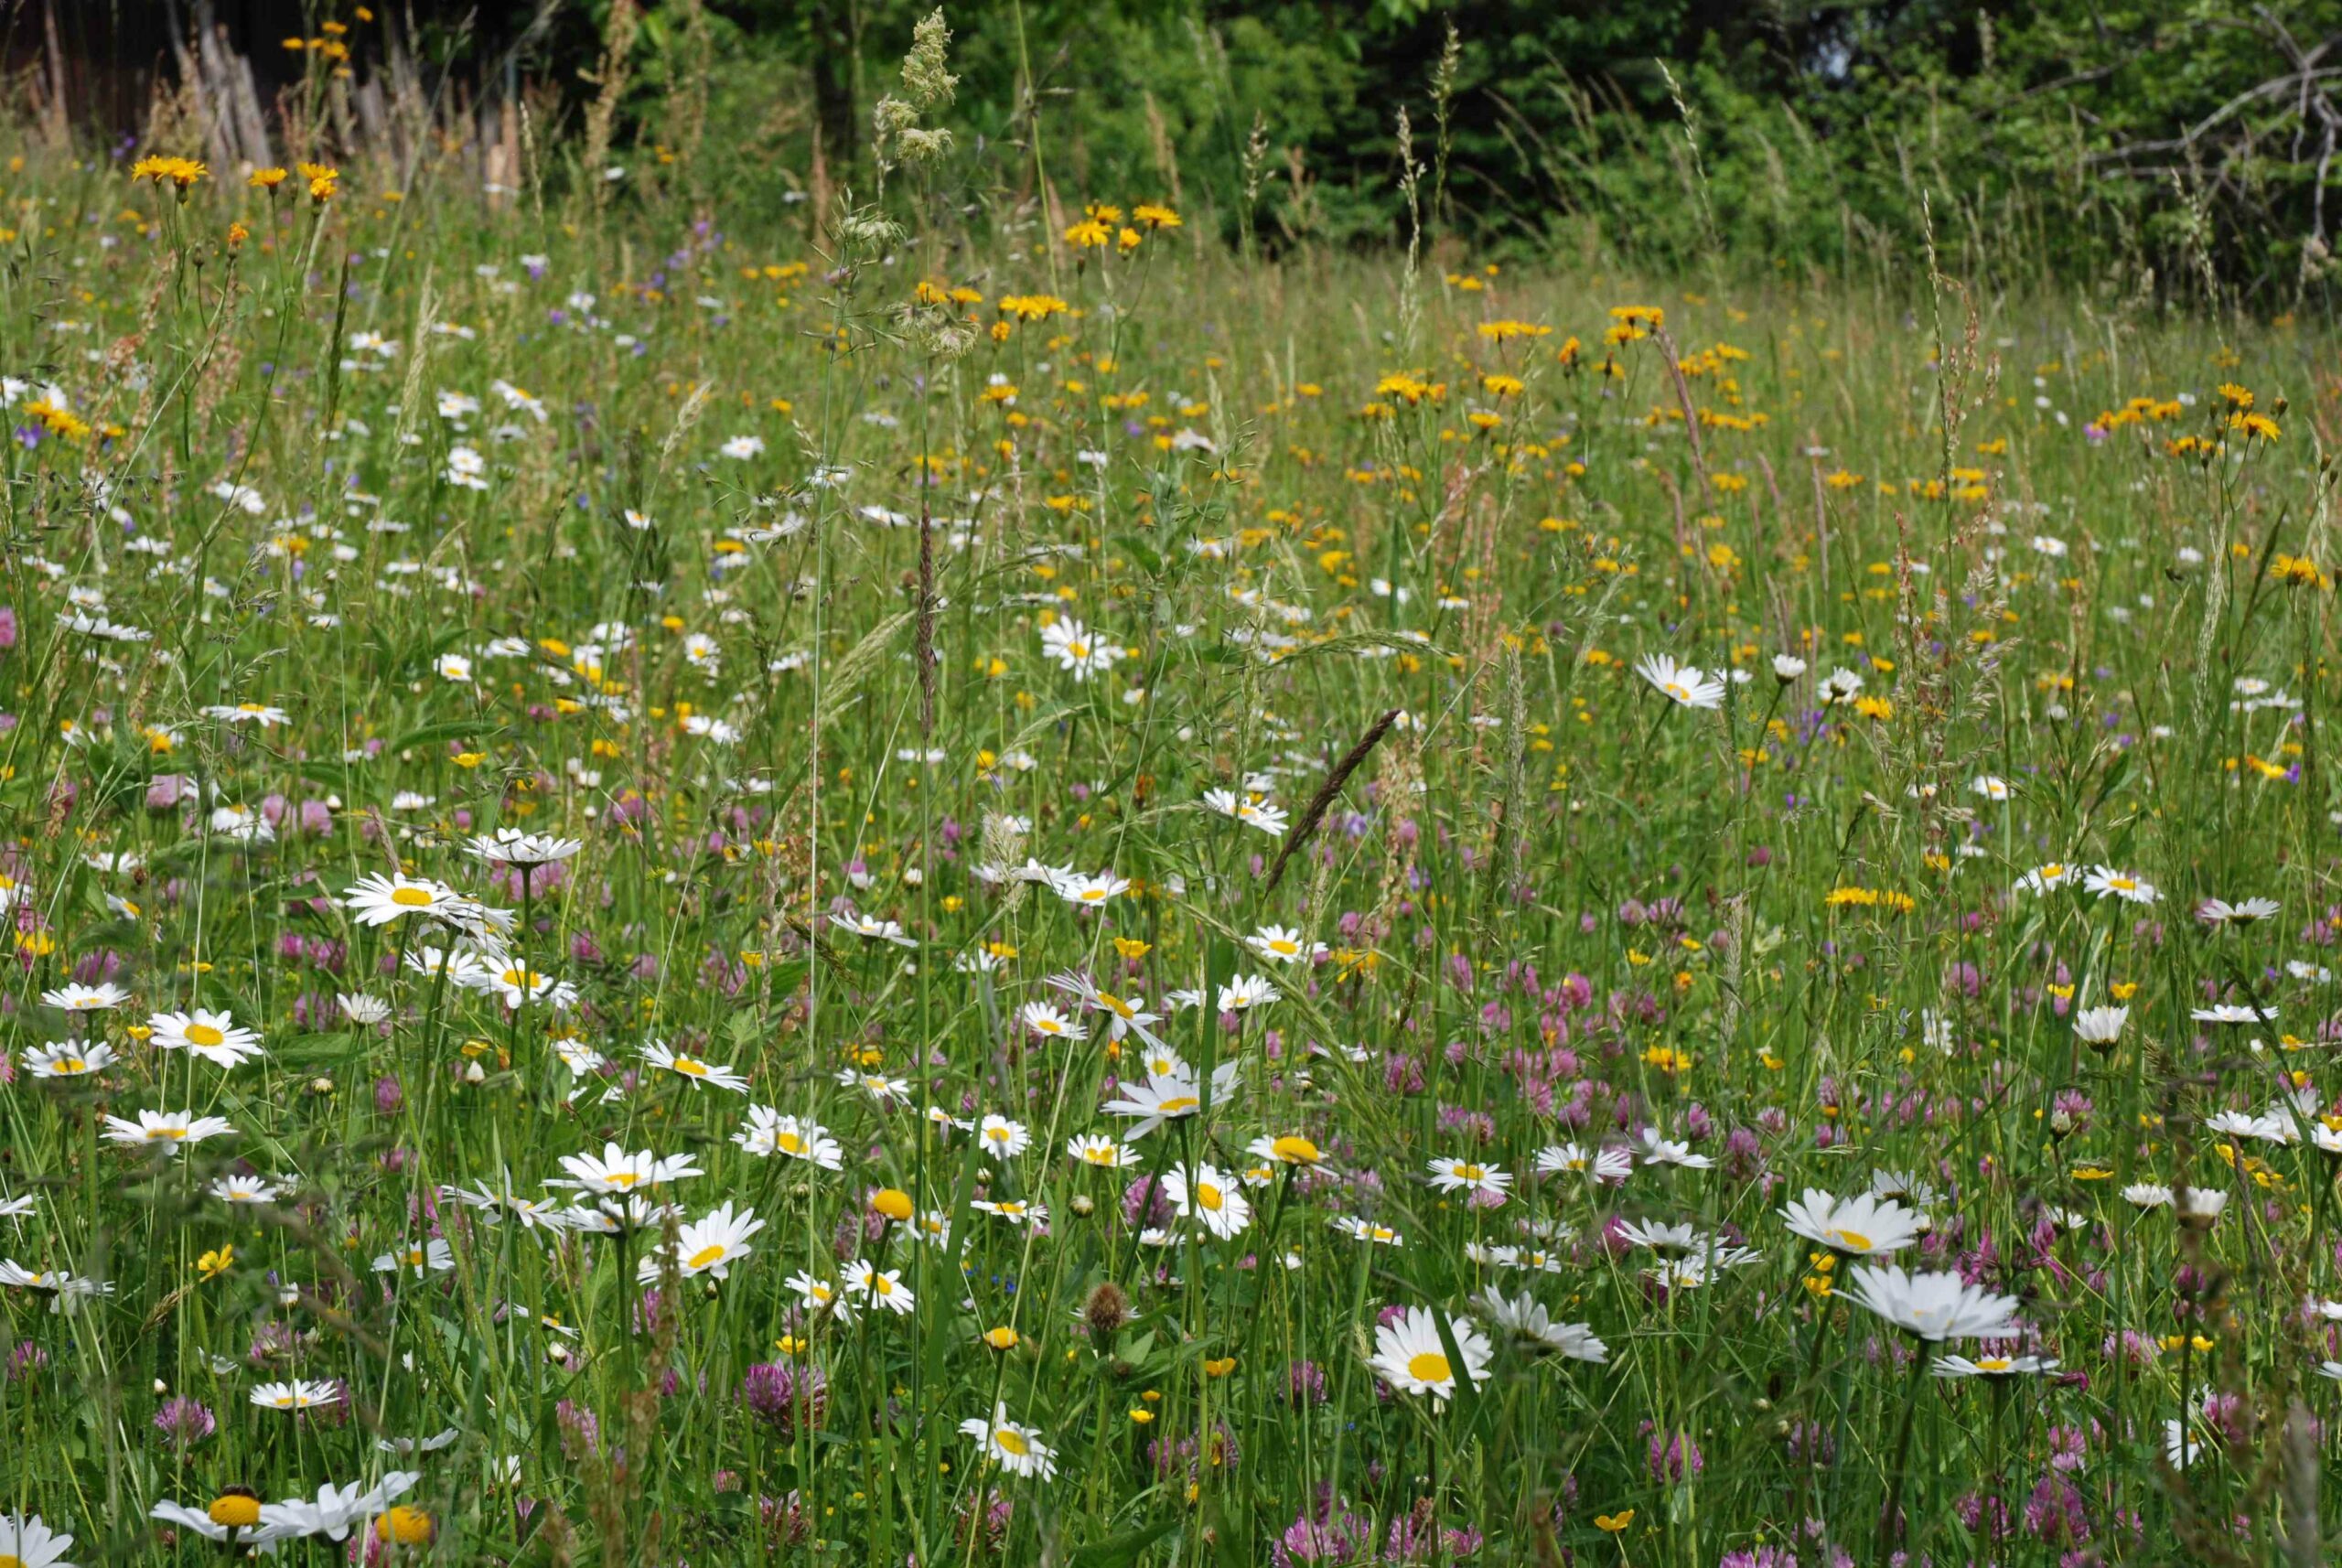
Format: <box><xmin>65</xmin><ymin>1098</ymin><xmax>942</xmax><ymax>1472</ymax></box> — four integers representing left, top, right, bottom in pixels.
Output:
<box><xmin>4</xmin><ymin>106</ymin><xmax>2342</xmax><ymax>1564</ymax></box>
<box><xmin>536</xmin><ymin>0</ymin><xmax>2342</xmax><ymax>303</ymax></box>
<box><xmin>5</xmin><ymin>5</ymin><xmax>2342</xmax><ymax>1564</ymax></box>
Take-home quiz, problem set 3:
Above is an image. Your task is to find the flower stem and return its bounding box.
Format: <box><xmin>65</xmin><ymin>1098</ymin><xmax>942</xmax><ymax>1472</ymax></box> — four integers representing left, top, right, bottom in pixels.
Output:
<box><xmin>1877</xmin><ymin>1340</ymin><xmax>1930</xmax><ymax>1557</ymax></box>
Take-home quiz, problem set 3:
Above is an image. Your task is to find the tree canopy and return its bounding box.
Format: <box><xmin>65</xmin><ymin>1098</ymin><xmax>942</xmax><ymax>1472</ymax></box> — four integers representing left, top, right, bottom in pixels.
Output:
<box><xmin>43</xmin><ymin>0</ymin><xmax>2342</xmax><ymax>303</ymax></box>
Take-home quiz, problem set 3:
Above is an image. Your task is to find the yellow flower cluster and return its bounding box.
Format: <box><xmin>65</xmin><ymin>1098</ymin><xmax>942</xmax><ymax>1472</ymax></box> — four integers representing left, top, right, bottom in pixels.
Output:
<box><xmin>24</xmin><ymin>396</ymin><xmax>89</xmax><ymax>442</ymax></box>
<box><xmin>1823</xmin><ymin>886</ymin><xmax>1916</xmax><ymax>914</ymax></box>
<box><xmin>2272</xmin><ymin>553</ymin><xmax>2331</xmax><ymax>589</ymax></box>
<box><xmin>1373</xmin><ymin>371</ymin><xmax>1445</xmax><ymax>406</ymax></box>
<box><xmin>997</xmin><ymin>294</ymin><xmax>1069</xmax><ymax>323</ymax></box>
<box><xmin>131</xmin><ymin>156</ymin><xmax>208</xmax><ymax>191</ymax></box>
<box><xmin>2092</xmin><ymin>393</ymin><xmax>2184</xmax><ymax>429</ymax></box>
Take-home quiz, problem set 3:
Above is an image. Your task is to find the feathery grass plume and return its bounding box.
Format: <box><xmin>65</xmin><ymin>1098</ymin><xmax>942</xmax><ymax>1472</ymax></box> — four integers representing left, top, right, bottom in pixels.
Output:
<box><xmin>580</xmin><ymin>0</ymin><xmax>639</xmax><ymax>212</ymax></box>
<box><xmin>816</xmin><ymin>609</ymin><xmax>914</xmax><ymax>730</ymax></box>
<box><xmin>1142</xmin><ymin>90</ymin><xmax>1183</xmax><ymax>214</ymax></box>
<box><xmin>1239</xmin><ymin>109</ymin><xmax>1272</xmax><ymax>259</ymax></box>
<box><xmin>1429</xmin><ymin>19</ymin><xmax>1460</xmax><ymax>234</ymax></box>
<box><xmin>392</xmin><ymin>274</ymin><xmax>436</xmax><ymax>450</ymax></box>
<box><xmin>1394</xmin><ymin>104</ymin><xmax>1423</xmax><ymax>347</ymax></box>
<box><xmin>979</xmin><ymin>809</ymin><xmax>1029</xmax><ymax>918</ymax></box>
<box><xmin>874</xmin><ymin>8</ymin><xmax>958</xmax><ymax>194</ymax></box>
<box><xmin>900</xmin><ymin>9</ymin><xmax>959</xmax><ymax>110</ymax></box>
<box><xmin>658</xmin><ymin>381</ymin><xmax>714</xmax><ymax>472</ymax></box>
<box><xmin>832</xmin><ymin>207</ymin><xmax>906</xmax><ymax>257</ymax></box>
<box><xmin>1658</xmin><ymin>59</ymin><xmax>1722</xmax><ymax>267</ymax></box>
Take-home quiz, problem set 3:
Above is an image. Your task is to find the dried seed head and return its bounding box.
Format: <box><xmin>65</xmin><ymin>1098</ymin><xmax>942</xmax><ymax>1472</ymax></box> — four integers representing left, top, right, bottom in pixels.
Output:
<box><xmin>1085</xmin><ymin>1281</ymin><xmax>1130</xmax><ymax>1340</ymax></box>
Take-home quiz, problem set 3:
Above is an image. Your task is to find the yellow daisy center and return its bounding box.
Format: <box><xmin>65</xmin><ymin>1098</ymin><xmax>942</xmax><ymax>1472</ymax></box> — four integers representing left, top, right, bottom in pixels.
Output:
<box><xmin>391</xmin><ymin>886</ymin><xmax>435</xmax><ymax>907</ymax></box>
<box><xmin>185</xmin><ymin>1023</ymin><xmax>225</xmax><ymax>1047</ymax></box>
<box><xmin>1158</xmin><ymin>1095</ymin><xmax>1199</xmax><ymax>1115</ymax></box>
<box><xmin>209</xmin><ymin>1495</ymin><xmax>263</xmax><ymax>1529</ymax></box>
<box><xmin>777</xmin><ymin>1132</ymin><xmax>805</xmax><ymax>1155</ymax></box>
<box><xmin>1405</xmin><ymin>1350</ymin><xmax>1452</xmax><ymax>1384</ymax></box>
<box><xmin>995</xmin><ymin>1428</ymin><xmax>1031</xmax><ymax>1456</ymax></box>
<box><xmin>685</xmin><ymin>1244</ymin><xmax>726</xmax><ymax>1270</ymax></box>
<box><xmin>1196</xmin><ymin>1183</ymin><xmax>1224</xmax><ymax>1212</ymax></box>
<box><xmin>375</xmin><ymin>1507</ymin><xmax>434</xmax><ymax>1545</ymax></box>
<box><xmin>671</xmin><ymin>1058</ymin><xmax>708</xmax><ymax>1076</ymax></box>
<box><xmin>1830</xmin><ymin>1228</ymin><xmax>1873</xmax><ymax>1251</ymax></box>
<box><xmin>1272</xmin><ymin>1135</ymin><xmax>1320</xmax><ymax>1163</ymax></box>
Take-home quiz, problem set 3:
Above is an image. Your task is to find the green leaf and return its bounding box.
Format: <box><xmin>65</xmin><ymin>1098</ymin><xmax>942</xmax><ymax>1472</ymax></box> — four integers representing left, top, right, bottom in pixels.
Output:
<box><xmin>1113</xmin><ymin>532</ymin><xmax>1166</xmax><ymax>578</ymax></box>
<box><xmin>1069</xmin><ymin>1518</ymin><xmax>1181</xmax><ymax>1568</ymax></box>
<box><xmin>1430</xmin><ymin>1305</ymin><xmax>1488</xmax><ymax>1437</ymax></box>
<box><xmin>296</xmin><ymin>757</ymin><xmax>359</xmax><ymax>793</ymax></box>
<box><xmin>273</xmin><ymin>1032</ymin><xmax>371</xmax><ymax>1064</ymax></box>
<box><xmin>387</xmin><ymin>719</ymin><xmax>507</xmax><ymax>757</ymax></box>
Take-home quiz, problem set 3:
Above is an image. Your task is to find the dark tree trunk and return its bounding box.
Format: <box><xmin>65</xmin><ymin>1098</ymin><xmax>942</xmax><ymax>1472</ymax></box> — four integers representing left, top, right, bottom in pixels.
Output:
<box><xmin>809</xmin><ymin>0</ymin><xmax>857</xmax><ymax>183</ymax></box>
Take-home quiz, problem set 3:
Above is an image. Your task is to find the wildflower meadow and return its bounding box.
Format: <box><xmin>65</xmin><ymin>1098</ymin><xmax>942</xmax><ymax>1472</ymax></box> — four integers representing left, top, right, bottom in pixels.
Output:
<box><xmin>5</xmin><ymin>9</ymin><xmax>2342</xmax><ymax>1567</ymax></box>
